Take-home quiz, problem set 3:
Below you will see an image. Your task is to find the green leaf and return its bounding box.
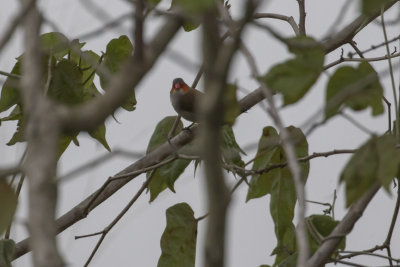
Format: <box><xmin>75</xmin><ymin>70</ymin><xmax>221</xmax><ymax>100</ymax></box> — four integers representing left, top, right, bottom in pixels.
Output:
<box><xmin>58</xmin><ymin>135</ymin><xmax>74</xmax><ymax>157</ymax></box>
<box><xmin>245</xmin><ymin>126</ymin><xmax>308</xmax><ymax>266</ymax></box>
<box><xmin>221</xmin><ymin>125</ymin><xmax>245</xmax><ymax>167</ymax></box>
<box><xmin>247</xmin><ymin>126</ymin><xmax>309</xmax><ymax>202</ymax></box>
<box><xmin>275</xmin><ymin>252</ymin><xmax>297</xmax><ymax>267</ymax></box>
<box><xmin>262</xmin><ymin>37</ymin><xmax>324</xmax><ymax>106</ymax></box>
<box><xmin>307</xmin><ymin>215</ymin><xmax>345</xmax><ymax>254</ymax></box>
<box><xmin>158</xmin><ymin>203</ymin><xmax>197</xmax><ymax>267</ymax></box>
<box><xmin>0</xmin><ymin>239</ymin><xmax>16</xmax><ymax>267</ymax></box>
<box><xmin>89</xmin><ymin>122</ymin><xmax>111</xmax><ymax>151</ymax></box>
<box><xmin>246</xmin><ymin>127</ymin><xmax>281</xmax><ymax>201</ymax></box>
<box><xmin>182</xmin><ymin>21</ymin><xmax>200</xmax><ymax>32</ymax></box>
<box><xmin>1</xmin><ymin>105</ymin><xmax>22</xmax><ymax>122</ymax></box>
<box><xmin>7</xmin><ymin>118</ymin><xmax>25</xmax><ymax>145</ymax></box>
<box><xmin>270</xmin><ymin>166</ymin><xmax>297</xmax><ymax>265</ymax></box>
<box><xmin>223</xmin><ymin>84</ymin><xmax>240</xmax><ymax>125</ymax></box>
<box><xmin>82</xmin><ymin>82</ymin><xmax>101</xmax><ymax>102</ymax></box>
<box><xmin>100</xmin><ymin>35</ymin><xmax>133</xmax><ymax>87</ymax></box>
<box><xmin>325</xmin><ymin>61</ymin><xmax>384</xmax><ymax>119</ymax></box>
<box><xmin>0</xmin><ymin>61</ymin><xmax>21</xmax><ymax>113</ymax></box>
<box><xmin>340</xmin><ymin>134</ymin><xmax>400</xmax><ymax>207</ymax></box>
<box><xmin>99</xmin><ymin>35</ymin><xmax>136</xmax><ymax>111</ymax></box>
<box><xmin>40</xmin><ymin>32</ymin><xmax>70</xmax><ymax>60</ymax></box>
<box><xmin>0</xmin><ymin>182</ymin><xmax>18</xmax><ymax>236</ymax></box>
<box><xmin>79</xmin><ymin>50</ymin><xmax>101</xmax><ymax>90</ymax></box>
<box><xmin>48</xmin><ymin>59</ymin><xmax>84</xmax><ymax>105</ymax></box>
<box><xmin>170</xmin><ymin>0</ymin><xmax>218</xmax><ymax>14</ymax></box>
<box><xmin>120</xmin><ymin>89</ymin><xmax>137</xmax><ymax>111</ymax></box>
<box><xmin>147</xmin><ymin>117</ymin><xmax>191</xmax><ymax>202</ymax></box>
<box><xmin>361</xmin><ymin>0</ymin><xmax>390</xmax><ymax>15</ymax></box>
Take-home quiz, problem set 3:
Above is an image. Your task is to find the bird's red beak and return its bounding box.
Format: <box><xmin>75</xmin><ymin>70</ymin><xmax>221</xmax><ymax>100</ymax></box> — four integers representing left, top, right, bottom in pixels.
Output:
<box><xmin>174</xmin><ymin>83</ymin><xmax>180</xmax><ymax>89</ymax></box>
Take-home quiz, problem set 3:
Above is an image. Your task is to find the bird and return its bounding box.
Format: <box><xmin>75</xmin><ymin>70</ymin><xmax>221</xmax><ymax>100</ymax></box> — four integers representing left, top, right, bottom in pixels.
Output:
<box><xmin>170</xmin><ymin>77</ymin><xmax>203</xmax><ymax>122</ymax></box>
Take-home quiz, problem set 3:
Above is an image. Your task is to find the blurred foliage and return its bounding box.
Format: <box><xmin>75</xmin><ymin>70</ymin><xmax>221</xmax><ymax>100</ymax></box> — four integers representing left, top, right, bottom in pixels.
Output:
<box><xmin>157</xmin><ymin>203</ymin><xmax>197</xmax><ymax>267</ymax></box>
<box><xmin>0</xmin><ymin>32</ymin><xmax>138</xmax><ymax>155</ymax></box>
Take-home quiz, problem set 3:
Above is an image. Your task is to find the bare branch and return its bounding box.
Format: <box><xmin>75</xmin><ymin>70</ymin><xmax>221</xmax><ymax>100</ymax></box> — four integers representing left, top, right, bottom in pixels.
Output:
<box><xmin>381</xmin><ymin>7</ymin><xmax>399</xmax><ymax>139</ymax></box>
<box><xmin>322</xmin><ymin>0</ymin><xmax>398</xmax><ymax>53</ymax></box>
<box><xmin>80</xmin><ymin>170</ymin><xmax>155</xmax><ymax>267</ymax></box>
<box><xmin>297</xmin><ymin>0</ymin><xmax>306</xmax><ymax>35</ymax></box>
<box><xmin>133</xmin><ymin>0</ymin><xmax>144</xmax><ymax>61</ymax></box>
<box><xmin>307</xmin><ymin>183</ymin><xmax>380</xmax><ymax>266</ymax></box>
<box><xmin>324</xmin><ymin>52</ymin><xmax>400</xmax><ymax>70</ymax></box>
<box><xmin>253</xmin><ymin>12</ymin><xmax>300</xmax><ymax>36</ymax></box>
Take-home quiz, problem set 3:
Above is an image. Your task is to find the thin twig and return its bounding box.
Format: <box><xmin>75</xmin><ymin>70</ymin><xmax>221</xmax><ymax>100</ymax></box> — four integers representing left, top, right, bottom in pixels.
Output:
<box><xmin>58</xmin><ymin>149</ymin><xmax>143</xmax><ymax>182</ymax></box>
<box><xmin>253</xmin><ymin>13</ymin><xmax>300</xmax><ymax>36</ymax></box>
<box><xmin>347</xmin><ymin>34</ymin><xmax>400</xmax><ymax>58</ymax></box>
<box><xmin>324</xmin><ymin>52</ymin><xmax>400</xmax><ymax>70</ymax></box>
<box><xmin>307</xmin><ymin>183</ymin><xmax>380</xmax><ymax>266</ymax></box>
<box><xmin>80</xmin><ymin>170</ymin><xmax>156</xmax><ymax>267</ymax></box>
<box><xmin>339</xmin><ymin>110</ymin><xmax>375</xmax><ymax>135</ymax></box>
<box><xmin>381</xmin><ymin>7</ymin><xmax>399</xmax><ymax>140</ymax></box>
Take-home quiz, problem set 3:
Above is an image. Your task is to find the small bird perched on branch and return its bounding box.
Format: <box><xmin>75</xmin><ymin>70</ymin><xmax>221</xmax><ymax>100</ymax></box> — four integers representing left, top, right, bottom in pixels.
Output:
<box><xmin>170</xmin><ymin>77</ymin><xmax>203</xmax><ymax>122</ymax></box>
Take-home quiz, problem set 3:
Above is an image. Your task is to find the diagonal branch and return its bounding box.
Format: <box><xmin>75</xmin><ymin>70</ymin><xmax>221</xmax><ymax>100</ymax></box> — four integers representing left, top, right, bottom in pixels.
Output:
<box><xmin>322</xmin><ymin>0</ymin><xmax>398</xmax><ymax>53</ymax></box>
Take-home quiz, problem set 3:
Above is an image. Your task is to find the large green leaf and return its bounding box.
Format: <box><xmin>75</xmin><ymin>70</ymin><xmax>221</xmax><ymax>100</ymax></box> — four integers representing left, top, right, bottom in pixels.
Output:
<box><xmin>325</xmin><ymin>61</ymin><xmax>384</xmax><ymax>119</ymax></box>
<box><xmin>262</xmin><ymin>37</ymin><xmax>324</xmax><ymax>106</ymax></box>
<box><xmin>341</xmin><ymin>134</ymin><xmax>400</xmax><ymax>207</ymax></box>
<box><xmin>158</xmin><ymin>203</ymin><xmax>197</xmax><ymax>267</ymax></box>
<box><xmin>246</xmin><ymin>126</ymin><xmax>281</xmax><ymax>201</ymax></box>
<box><xmin>246</xmin><ymin>126</ymin><xmax>309</xmax><ymax>266</ymax></box>
<box><xmin>40</xmin><ymin>32</ymin><xmax>70</xmax><ymax>60</ymax></box>
<box><xmin>99</xmin><ymin>35</ymin><xmax>136</xmax><ymax>111</ymax></box>
<box><xmin>0</xmin><ymin>182</ymin><xmax>18</xmax><ymax>236</ymax></box>
<box><xmin>147</xmin><ymin>117</ymin><xmax>191</xmax><ymax>202</ymax></box>
<box><xmin>0</xmin><ymin>239</ymin><xmax>15</xmax><ymax>267</ymax></box>
<box><xmin>307</xmin><ymin>215</ymin><xmax>345</xmax><ymax>254</ymax></box>
<box><xmin>48</xmin><ymin>59</ymin><xmax>84</xmax><ymax>105</ymax></box>
<box><xmin>0</xmin><ymin>61</ymin><xmax>21</xmax><ymax>113</ymax></box>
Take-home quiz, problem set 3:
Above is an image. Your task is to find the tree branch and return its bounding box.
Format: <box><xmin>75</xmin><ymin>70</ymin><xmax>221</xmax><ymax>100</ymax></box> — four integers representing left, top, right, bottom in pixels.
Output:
<box><xmin>307</xmin><ymin>183</ymin><xmax>380</xmax><ymax>267</ymax></box>
<box><xmin>20</xmin><ymin>0</ymin><xmax>63</xmax><ymax>266</ymax></box>
<box><xmin>297</xmin><ymin>0</ymin><xmax>306</xmax><ymax>35</ymax></box>
<box><xmin>322</xmin><ymin>0</ymin><xmax>398</xmax><ymax>53</ymax></box>
<box><xmin>13</xmin><ymin>2</ymin><xmax>397</xmax><ymax>260</ymax></box>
